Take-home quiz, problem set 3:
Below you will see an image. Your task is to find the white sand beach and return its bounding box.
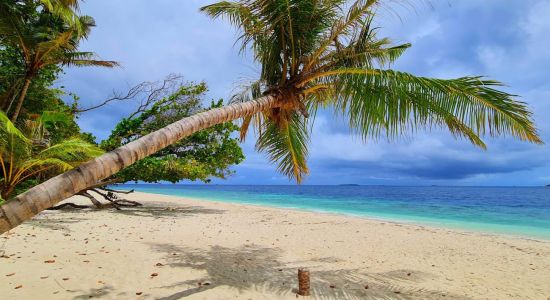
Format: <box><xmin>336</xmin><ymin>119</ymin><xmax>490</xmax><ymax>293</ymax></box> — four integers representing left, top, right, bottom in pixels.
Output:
<box><xmin>1</xmin><ymin>192</ymin><xmax>549</xmax><ymax>299</ymax></box>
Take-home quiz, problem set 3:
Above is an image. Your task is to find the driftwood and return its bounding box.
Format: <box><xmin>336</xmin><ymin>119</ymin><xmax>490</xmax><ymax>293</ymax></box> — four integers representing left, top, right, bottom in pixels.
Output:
<box><xmin>48</xmin><ymin>185</ymin><xmax>141</xmax><ymax>211</ymax></box>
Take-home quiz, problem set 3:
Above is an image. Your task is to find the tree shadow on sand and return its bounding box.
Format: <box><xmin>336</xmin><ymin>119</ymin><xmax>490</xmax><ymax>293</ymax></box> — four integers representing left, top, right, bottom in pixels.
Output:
<box><xmin>113</xmin><ymin>204</ymin><xmax>225</xmax><ymax>219</ymax></box>
<box><xmin>72</xmin><ymin>285</ymin><xmax>116</xmax><ymax>299</ymax></box>
<box><xmin>26</xmin><ymin>202</ymin><xmax>225</xmax><ymax>232</ymax></box>
<box><xmin>150</xmin><ymin>243</ymin><xmax>470</xmax><ymax>300</ymax></box>
<box><xmin>26</xmin><ymin>214</ymin><xmax>90</xmax><ymax>232</ymax></box>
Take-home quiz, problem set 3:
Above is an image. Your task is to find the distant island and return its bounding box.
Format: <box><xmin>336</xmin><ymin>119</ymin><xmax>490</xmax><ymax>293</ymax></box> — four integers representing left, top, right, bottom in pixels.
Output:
<box><xmin>338</xmin><ymin>184</ymin><xmax>360</xmax><ymax>186</ymax></box>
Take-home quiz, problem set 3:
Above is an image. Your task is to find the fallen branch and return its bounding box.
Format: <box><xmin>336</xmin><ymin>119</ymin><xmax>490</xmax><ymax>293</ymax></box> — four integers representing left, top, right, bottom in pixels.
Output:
<box><xmin>79</xmin><ymin>191</ymin><xmax>104</xmax><ymax>208</ymax></box>
<box><xmin>47</xmin><ymin>203</ymin><xmax>89</xmax><ymax>210</ymax></box>
<box><xmin>99</xmin><ymin>187</ymin><xmax>135</xmax><ymax>194</ymax></box>
<box><xmin>48</xmin><ymin>188</ymin><xmax>141</xmax><ymax>211</ymax></box>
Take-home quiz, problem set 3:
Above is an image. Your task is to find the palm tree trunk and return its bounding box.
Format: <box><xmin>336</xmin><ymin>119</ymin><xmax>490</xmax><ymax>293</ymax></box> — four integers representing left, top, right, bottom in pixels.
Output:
<box><xmin>0</xmin><ymin>95</ymin><xmax>278</xmax><ymax>233</ymax></box>
<box><xmin>0</xmin><ymin>80</ymin><xmax>21</xmax><ymax>112</ymax></box>
<box><xmin>10</xmin><ymin>76</ymin><xmax>32</xmax><ymax>122</ymax></box>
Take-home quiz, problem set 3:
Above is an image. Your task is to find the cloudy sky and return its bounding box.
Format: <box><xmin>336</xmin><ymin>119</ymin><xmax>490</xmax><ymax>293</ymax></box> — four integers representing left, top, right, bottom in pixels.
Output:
<box><xmin>61</xmin><ymin>0</ymin><xmax>550</xmax><ymax>186</ymax></box>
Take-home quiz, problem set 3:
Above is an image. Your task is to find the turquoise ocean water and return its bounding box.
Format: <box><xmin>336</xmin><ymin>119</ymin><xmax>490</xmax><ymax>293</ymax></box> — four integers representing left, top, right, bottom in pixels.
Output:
<box><xmin>119</xmin><ymin>184</ymin><xmax>550</xmax><ymax>240</ymax></box>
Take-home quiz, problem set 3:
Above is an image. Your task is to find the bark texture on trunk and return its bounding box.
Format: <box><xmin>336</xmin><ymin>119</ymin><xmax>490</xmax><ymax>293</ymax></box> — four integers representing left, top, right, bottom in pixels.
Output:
<box><xmin>0</xmin><ymin>96</ymin><xmax>277</xmax><ymax>233</ymax></box>
<box><xmin>10</xmin><ymin>77</ymin><xmax>32</xmax><ymax>122</ymax></box>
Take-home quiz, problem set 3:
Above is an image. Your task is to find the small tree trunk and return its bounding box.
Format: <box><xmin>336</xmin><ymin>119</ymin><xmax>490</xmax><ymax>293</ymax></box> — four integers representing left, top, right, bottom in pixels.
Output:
<box><xmin>0</xmin><ymin>80</ymin><xmax>21</xmax><ymax>112</ymax></box>
<box><xmin>0</xmin><ymin>96</ymin><xmax>279</xmax><ymax>233</ymax></box>
<box><xmin>10</xmin><ymin>76</ymin><xmax>32</xmax><ymax>122</ymax></box>
<box><xmin>1</xmin><ymin>188</ymin><xmax>13</xmax><ymax>202</ymax></box>
<box><xmin>298</xmin><ymin>268</ymin><xmax>311</xmax><ymax>296</ymax></box>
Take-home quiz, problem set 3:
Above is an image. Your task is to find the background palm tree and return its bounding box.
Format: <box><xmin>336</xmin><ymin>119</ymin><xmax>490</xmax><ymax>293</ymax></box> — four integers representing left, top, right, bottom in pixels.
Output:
<box><xmin>0</xmin><ymin>0</ymin><xmax>542</xmax><ymax>233</ymax></box>
<box><xmin>0</xmin><ymin>112</ymin><xmax>103</xmax><ymax>201</ymax></box>
<box><xmin>37</xmin><ymin>0</ymin><xmax>85</xmax><ymax>34</ymax></box>
<box><xmin>0</xmin><ymin>1</ymin><xmax>118</xmax><ymax>121</ymax></box>
<box><xmin>39</xmin><ymin>0</ymin><xmax>81</xmax><ymax>25</ymax></box>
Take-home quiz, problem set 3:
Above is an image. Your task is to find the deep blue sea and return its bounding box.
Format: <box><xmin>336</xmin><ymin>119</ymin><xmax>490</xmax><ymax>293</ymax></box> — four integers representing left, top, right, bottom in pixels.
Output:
<box><xmin>119</xmin><ymin>184</ymin><xmax>550</xmax><ymax>240</ymax></box>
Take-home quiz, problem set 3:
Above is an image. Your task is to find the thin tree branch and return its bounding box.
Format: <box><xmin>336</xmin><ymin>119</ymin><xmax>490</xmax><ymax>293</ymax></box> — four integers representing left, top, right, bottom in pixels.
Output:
<box><xmin>99</xmin><ymin>187</ymin><xmax>134</xmax><ymax>194</ymax></box>
<box><xmin>73</xmin><ymin>74</ymin><xmax>187</xmax><ymax>115</ymax></box>
<box><xmin>72</xmin><ymin>81</ymin><xmax>150</xmax><ymax>113</ymax></box>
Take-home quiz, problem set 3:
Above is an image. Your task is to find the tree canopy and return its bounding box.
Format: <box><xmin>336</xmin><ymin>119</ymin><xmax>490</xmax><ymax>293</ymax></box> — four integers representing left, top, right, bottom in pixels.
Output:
<box><xmin>100</xmin><ymin>77</ymin><xmax>245</xmax><ymax>184</ymax></box>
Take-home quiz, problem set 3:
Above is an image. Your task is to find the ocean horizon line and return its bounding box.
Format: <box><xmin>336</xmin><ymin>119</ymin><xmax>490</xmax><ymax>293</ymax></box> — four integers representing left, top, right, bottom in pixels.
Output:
<box><xmin>118</xmin><ymin>183</ymin><xmax>550</xmax><ymax>188</ymax></box>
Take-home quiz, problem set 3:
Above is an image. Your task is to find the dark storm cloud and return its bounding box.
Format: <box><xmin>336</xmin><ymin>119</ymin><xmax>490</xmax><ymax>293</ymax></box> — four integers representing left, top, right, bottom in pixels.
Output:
<box><xmin>323</xmin><ymin>156</ymin><xmax>543</xmax><ymax>180</ymax></box>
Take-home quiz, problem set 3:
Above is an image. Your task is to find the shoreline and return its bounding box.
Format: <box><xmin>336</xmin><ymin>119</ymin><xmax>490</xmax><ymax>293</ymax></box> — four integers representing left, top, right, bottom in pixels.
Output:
<box><xmin>128</xmin><ymin>190</ymin><xmax>550</xmax><ymax>243</ymax></box>
<box><xmin>1</xmin><ymin>191</ymin><xmax>549</xmax><ymax>299</ymax></box>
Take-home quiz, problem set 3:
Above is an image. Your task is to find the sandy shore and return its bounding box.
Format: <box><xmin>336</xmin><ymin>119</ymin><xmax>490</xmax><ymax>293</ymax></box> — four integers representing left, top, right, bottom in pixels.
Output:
<box><xmin>1</xmin><ymin>192</ymin><xmax>549</xmax><ymax>299</ymax></box>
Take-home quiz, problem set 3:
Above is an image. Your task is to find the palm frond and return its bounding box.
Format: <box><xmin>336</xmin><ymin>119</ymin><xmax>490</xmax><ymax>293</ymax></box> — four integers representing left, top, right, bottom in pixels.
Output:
<box><xmin>304</xmin><ymin>0</ymin><xmax>379</xmax><ymax>71</ymax></box>
<box><xmin>201</xmin><ymin>1</ymin><xmax>264</xmax><ymax>54</ymax></box>
<box><xmin>0</xmin><ymin>113</ymin><xmax>28</xmax><ymax>143</ymax></box>
<box><xmin>40</xmin><ymin>0</ymin><xmax>80</xmax><ymax>11</ymax></box>
<box><xmin>20</xmin><ymin>157</ymin><xmax>74</xmax><ymax>173</ymax></box>
<box><xmin>37</xmin><ymin>138</ymin><xmax>104</xmax><ymax>164</ymax></box>
<box><xmin>256</xmin><ymin>112</ymin><xmax>310</xmax><ymax>182</ymax></box>
<box><xmin>201</xmin><ymin>1</ymin><xmax>257</xmax><ymax>29</ymax></box>
<box><xmin>230</xmin><ymin>80</ymin><xmax>265</xmax><ymax>141</ymax></box>
<box><xmin>72</xmin><ymin>14</ymin><xmax>95</xmax><ymax>39</ymax></box>
<box><xmin>321</xmin><ymin>69</ymin><xmax>541</xmax><ymax>145</ymax></box>
<box><xmin>0</xmin><ymin>112</ymin><xmax>31</xmax><ymax>158</ymax></box>
<box><xmin>35</xmin><ymin>30</ymin><xmax>76</xmax><ymax>63</ymax></box>
<box><xmin>0</xmin><ymin>3</ymin><xmax>32</xmax><ymax>59</ymax></box>
<box><xmin>0</xmin><ymin>112</ymin><xmax>32</xmax><ymax>168</ymax></box>
<box><xmin>62</xmin><ymin>57</ymin><xmax>119</xmax><ymax>68</ymax></box>
<box><xmin>40</xmin><ymin>0</ymin><xmax>85</xmax><ymax>34</ymax></box>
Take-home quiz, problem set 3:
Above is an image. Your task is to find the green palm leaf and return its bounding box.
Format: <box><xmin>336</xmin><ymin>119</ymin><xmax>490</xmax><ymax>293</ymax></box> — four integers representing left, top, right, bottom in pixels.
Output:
<box><xmin>0</xmin><ymin>112</ymin><xmax>31</xmax><ymax>161</ymax></box>
<box><xmin>38</xmin><ymin>138</ymin><xmax>104</xmax><ymax>164</ymax></box>
<box><xmin>0</xmin><ymin>3</ymin><xmax>32</xmax><ymax>59</ymax></box>
<box><xmin>256</xmin><ymin>112</ymin><xmax>310</xmax><ymax>183</ymax></box>
<box><xmin>230</xmin><ymin>80</ymin><xmax>265</xmax><ymax>141</ymax></box>
<box><xmin>39</xmin><ymin>0</ymin><xmax>85</xmax><ymax>34</ymax></box>
<box><xmin>312</xmin><ymin>69</ymin><xmax>542</xmax><ymax>145</ymax></box>
<box><xmin>0</xmin><ymin>113</ymin><xmax>28</xmax><ymax>143</ymax></box>
<box><xmin>20</xmin><ymin>157</ymin><xmax>74</xmax><ymax>173</ymax></box>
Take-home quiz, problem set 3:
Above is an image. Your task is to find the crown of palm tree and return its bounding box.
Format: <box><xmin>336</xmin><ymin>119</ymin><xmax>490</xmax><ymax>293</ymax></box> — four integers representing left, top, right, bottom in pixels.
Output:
<box><xmin>39</xmin><ymin>0</ymin><xmax>83</xmax><ymax>31</ymax></box>
<box><xmin>0</xmin><ymin>3</ymin><xmax>118</xmax><ymax>76</ymax></box>
<box><xmin>201</xmin><ymin>0</ymin><xmax>542</xmax><ymax>183</ymax></box>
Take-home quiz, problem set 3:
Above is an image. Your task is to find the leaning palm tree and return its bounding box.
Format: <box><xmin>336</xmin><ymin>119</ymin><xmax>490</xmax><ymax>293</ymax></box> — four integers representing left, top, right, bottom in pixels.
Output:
<box><xmin>0</xmin><ymin>2</ymin><xmax>118</xmax><ymax>121</ymax></box>
<box><xmin>0</xmin><ymin>112</ymin><xmax>103</xmax><ymax>201</ymax></box>
<box><xmin>0</xmin><ymin>0</ymin><xmax>542</xmax><ymax>233</ymax></box>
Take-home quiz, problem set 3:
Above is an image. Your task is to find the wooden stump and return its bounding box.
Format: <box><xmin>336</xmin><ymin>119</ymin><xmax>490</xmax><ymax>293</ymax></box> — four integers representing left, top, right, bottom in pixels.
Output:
<box><xmin>297</xmin><ymin>268</ymin><xmax>310</xmax><ymax>296</ymax></box>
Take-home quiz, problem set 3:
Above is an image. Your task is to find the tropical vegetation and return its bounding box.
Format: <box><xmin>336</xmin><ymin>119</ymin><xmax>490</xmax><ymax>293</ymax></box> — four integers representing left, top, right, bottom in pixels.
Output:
<box><xmin>0</xmin><ymin>0</ymin><xmax>542</xmax><ymax>233</ymax></box>
<box><xmin>100</xmin><ymin>79</ymin><xmax>244</xmax><ymax>185</ymax></box>
<box><xmin>0</xmin><ymin>0</ymin><xmax>118</xmax><ymax>121</ymax></box>
<box><xmin>0</xmin><ymin>112</ymin><xmax>102</xmax><ymax>201</ymax></box>
<box><xmin>0</xmin><ymin>1</ymin><xmax>245</xmax><ymax>215</ymax></box>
